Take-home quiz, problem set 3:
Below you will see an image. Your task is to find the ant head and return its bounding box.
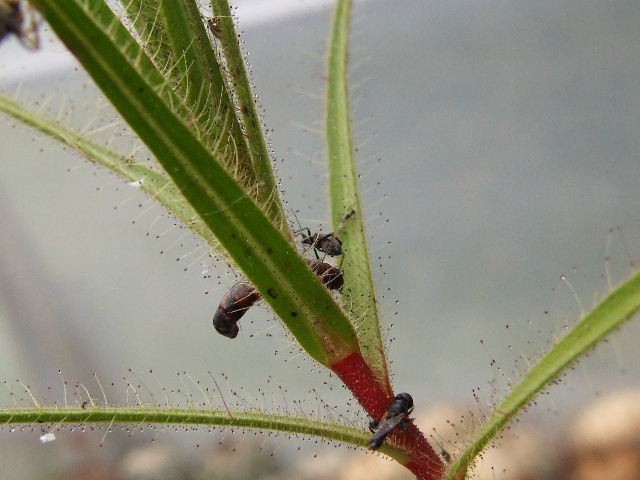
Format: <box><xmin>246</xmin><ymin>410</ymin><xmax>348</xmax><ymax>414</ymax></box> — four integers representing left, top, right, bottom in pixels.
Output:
<box><xmin>395</xmin><ymin>392</ymin><xmax>413</xmax><ymax>407</ymax></box>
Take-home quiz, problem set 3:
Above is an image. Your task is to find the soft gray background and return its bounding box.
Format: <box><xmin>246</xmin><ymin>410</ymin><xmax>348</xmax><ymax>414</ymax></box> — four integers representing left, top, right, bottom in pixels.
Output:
<box><xmin>1</xmin><ymin>0</ymin><xmax>640</xmax><ymax>477</ymax></box>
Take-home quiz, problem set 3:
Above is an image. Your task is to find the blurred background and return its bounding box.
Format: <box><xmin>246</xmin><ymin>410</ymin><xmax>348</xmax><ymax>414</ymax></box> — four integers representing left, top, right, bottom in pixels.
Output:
<box><xmin>1</xmin><ymin>0</ymin><xmax>640</xmax><ymax>478</ymax></box>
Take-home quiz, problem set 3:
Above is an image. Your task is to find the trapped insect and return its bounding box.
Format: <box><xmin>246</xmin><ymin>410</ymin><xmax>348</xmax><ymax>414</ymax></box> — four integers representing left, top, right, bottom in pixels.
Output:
<box><xmin>299</xmin><ymin>229</ymin><xmax>343</xmax><ymax>258</ymax></box>
<box><xmin>212</xmin><ymin>281</ymin><xmax>260</xmax><ymax>339</ymax></box>
<box><xmin>292</xmin><ymin>209</ymin><xmax>355</xmax><ymax>259</ymax></box>
<box><xmin>368</xmin><ymin>392</ymin><xmax>414</xmax><ymax>450</ymax></box>
<box><xmin>306</xmin><ymin>259</ymin><xmax>344</xmax><ymax>291</ymax></box>
<box><xmin>212</xmin><ymin>261</ymin><xmax>343</xmax><ymax>338</ymax></box>
<box><xmin>0</xmin><ymin>0</ymin><xmax>39</xmax><ymax>50</ymax></box>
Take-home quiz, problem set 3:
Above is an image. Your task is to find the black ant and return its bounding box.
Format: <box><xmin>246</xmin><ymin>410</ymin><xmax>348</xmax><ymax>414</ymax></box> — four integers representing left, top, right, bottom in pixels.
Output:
<box><xmin>212</xmin><ymin>260</ymin><xmax>343</xmax><ymax>339</ymax></box>
<box><xmin>368</xmin><ymin>392</ymin><xmax>414</xmax><ymax>450</ymax></box>
<box><xmin>0</xmin><ymin>0</ymin><xmax>40</xmax><ymax>50</ymax></box>
<box><xmin>298</xmin><ymin>230</ymin><xmax>343</xmax><ymax>258</ymax></box>
<box><xmin>292</xmin><ymin>209</ymin><xmax>355</xmax><ymax>259</ymax></box>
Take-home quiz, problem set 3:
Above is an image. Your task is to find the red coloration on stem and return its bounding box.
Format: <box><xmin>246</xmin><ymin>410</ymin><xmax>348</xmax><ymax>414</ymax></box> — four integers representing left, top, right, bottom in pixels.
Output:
<box><xmin>331</xmin><ymin>352</ymin><xmax>445</xmax><ymax>479</ymax></box>
<box><xmin>398</xmin><ymin>422</ymin><xmax>446</xmax><ymax>480</ymax></box>
<box><xmin>331</xmin><ymin>352</ymin><xmax>393</xmax><ymax>418</ymax></box>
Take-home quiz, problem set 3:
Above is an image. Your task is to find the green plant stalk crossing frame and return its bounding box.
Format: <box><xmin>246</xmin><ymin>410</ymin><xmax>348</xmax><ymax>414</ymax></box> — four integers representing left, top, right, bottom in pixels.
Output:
<box><xmin>0</xmin><ymin>407</ymin><xmax>411</xmax><ymax>463</ymax></box>
<box><xmin>326</xmin><ymin>0</ymin><xmax>390</xmax><ymax>390</ymax></box>
<box><xmin>447</xmin><ymin>270</ymin><xmax>640</xmax><ymax>479</ymax></box>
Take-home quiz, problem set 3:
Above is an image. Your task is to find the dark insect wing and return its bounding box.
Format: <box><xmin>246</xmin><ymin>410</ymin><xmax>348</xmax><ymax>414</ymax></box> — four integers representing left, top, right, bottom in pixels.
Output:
<box><xmin>368</xmin><ymin>392</ymin><xmax>414</xmax><ymax>450</ymax></box>
<box><xmin>385</xmin><ymin>392</ymin><xmax>414</xmax><ymax>418</ymax></box>
<box><xmin>369</xmin><ymin>414</ymin><xmax>408</xmax><ymax>450</ymax></box>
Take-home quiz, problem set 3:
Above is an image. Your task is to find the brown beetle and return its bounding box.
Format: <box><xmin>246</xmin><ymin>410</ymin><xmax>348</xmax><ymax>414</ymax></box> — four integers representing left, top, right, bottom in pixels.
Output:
<box><xmin>212</xmin><ymin>282</ymin><xmax>260</xmax><ymax>338</ymax></box>
<box><xmin>212</xmin><ymin>261</ymin><xmax>343</xmax><ymax>338</ymax></box>
<box><xmin>306</xmin><ymin>259</ymin><xmax>344</xmax><ymax>291</ymax></box>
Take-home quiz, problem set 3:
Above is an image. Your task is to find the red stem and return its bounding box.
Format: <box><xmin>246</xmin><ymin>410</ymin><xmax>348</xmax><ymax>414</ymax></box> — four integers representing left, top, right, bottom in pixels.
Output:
<box><xmin>332</xmin><ymin>352</ymin><xmax>445</xmax><ymax>480</ymax></box>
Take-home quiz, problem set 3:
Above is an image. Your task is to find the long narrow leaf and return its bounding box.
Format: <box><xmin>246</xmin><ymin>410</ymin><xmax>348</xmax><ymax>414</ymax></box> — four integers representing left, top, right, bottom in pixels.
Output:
<box><xmin>0</xmin><ymin>406</ymin><xmax>396</xmax><ymax>456</ymax></box>
<box><xmin>447</xmin><ymin>270</ymin><xmax>640</xmax><ymax>479</ymax></box>
<box><xmin>158</xmin><ymin>0</ymin><xmax>258</xmax><ymax>195</ymax></box>
<box><xmin>0</xmin><ymin>92</ymin><xmax>219</xmax><ymax>248</ymax></box>
<box><xmin>210</xmin><ymin>0</ymin><xmax>285</xmax><ymax>231</ymax></box>
<box><xmin>31</xmin><ymin>0</ymin><xmax>359</xmax><ymax>366</ymax></box>
<box><xmin>326</xmin><ymin>0</ymin><xmax>391</xmax><ymax>391</ymax></box>
<box><xmin>124</xmin><ymin>0</ymin><xmax>169</xmax><ymax>65</ymax></box>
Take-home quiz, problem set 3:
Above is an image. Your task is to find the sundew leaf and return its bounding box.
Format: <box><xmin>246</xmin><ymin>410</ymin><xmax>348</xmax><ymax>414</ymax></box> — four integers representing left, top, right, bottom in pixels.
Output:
<box><xmin>447</xmin><ymin>270</ymin><xmax>640</xmax><ymax>479</ymax></box>
<box><xmin>325</xmin><ymin>0</ymin><xmax>391</xmax><ymax>392</ymax></box>
<box><xmin>30</xmin><ymin>0</ymin><xmax>359</xmax><ymax>366</ymax></box>
<box><xmin>0</xmin><ymin>92</ymin><xmax>219</xmax><ymax>249</ymax></box>
<box><xmin>210</xmin><ymin>0</ymin><xmax>285</xmax><ymax>231</ymax></box>
<box><xmin>0</xmin><ymin>404</ymin><xmax>413</xmax><ymax>463</ymax></box>
<box><xmin>157</xmin><ymin>0</ymin><xmax>264</xmax><ymax>206</ymax></box>
<box><xmin>124</xmin><ymin>0</ymin><xmax>277</xmax><ymax>217</ymax></box>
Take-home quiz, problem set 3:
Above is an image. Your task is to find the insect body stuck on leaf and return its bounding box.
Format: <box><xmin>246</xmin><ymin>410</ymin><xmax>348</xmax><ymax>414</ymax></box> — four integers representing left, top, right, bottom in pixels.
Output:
<box><xmin>292</xmin><ymin>208</ymin><xmax>355</xmax><ymax>259</ymax></box>
<box><xmin>299</xmin><ymin>230</ymin><xmax>343</xmax><ymax>258</ymax></box>
<box><xmin>306</xmin><ymin>259</ymin><xmax>344</xmax><ymax>291</ymax></box>
<box><xmin>212</xmin><ymin>281</ymin><xmax>260</xmax><ymax>339</ymax></box>
<box><xmin>212</xmin><ymin>260</ymin><xmax>343</xmax><ymax>339</ymax></box>
<box><xmin>368</xmin><ymin>392</ymin><xmax>414</xmax><ymax>450</ymax></box>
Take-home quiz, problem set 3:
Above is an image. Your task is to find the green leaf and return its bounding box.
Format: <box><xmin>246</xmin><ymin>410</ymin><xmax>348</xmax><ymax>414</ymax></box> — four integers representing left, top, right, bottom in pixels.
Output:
<box><xmin>326</xmin><ymin>0</ymin><xmax>391</xmax><ymax>391</ymax></box>
<box><xmin>124</xmin><ymin>0</ymin><xmax>169</xmax><ymax>65</ymax></box>
<box><xmin>210</xmin><ymin>0</ymin><xmax>285</xmax><ymax>232</ymax></box>
<box><xmin>158</xmin><ymin>0</ymin><xmax>260</xmax><ymax>198</ymax></box>
<box><xmin>0</xmin><ymin>92</ymin><xmax>219</xmax><ymax>249</ymax></box>
<box><xmin>0</xmin><ymin>405</ymin><xmax>410</xmax><ymax>462</ymax></box>
<box><xmin>446</xmin><ymin>270</ymin><xmax>640</xmax><ymax>479</ymax></box>
<box><xmin>0</xmin><ymin>407</ymin><xmax>361</xmax><ymax>448</ymax></box>
<box><xmin>30</xmin><ymin>0</ymin><xmax>359</xmax><ymax>366</ymax></box>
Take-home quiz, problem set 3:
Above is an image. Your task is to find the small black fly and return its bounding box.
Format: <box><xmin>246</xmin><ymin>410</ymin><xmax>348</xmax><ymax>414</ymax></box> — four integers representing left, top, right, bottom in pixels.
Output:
<box><xmin>368</xmin><ymin>392</ymin><xmax>414</xmax><ymax>450</ymax></box>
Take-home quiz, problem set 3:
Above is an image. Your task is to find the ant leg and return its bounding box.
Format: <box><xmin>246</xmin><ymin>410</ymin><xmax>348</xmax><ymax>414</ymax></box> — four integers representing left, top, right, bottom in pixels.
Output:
<box><xmin>337</xmin><ymin>208</ymin><xmax>356</xmax><ymax>233</ymax></box>
<box><xmin>292</xmin><ymin>227</ymin><xmax>312</xmax><ymax>240</ymax></box>
<box><xmin>293</xmin><ymin>228</ymin><xmax>320</xmax><ymax>258</ymax></box>
<box><xmin>306</xmin><ymin>229</ymin><xmax>322</xmax><ymax>259</ymax></box>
